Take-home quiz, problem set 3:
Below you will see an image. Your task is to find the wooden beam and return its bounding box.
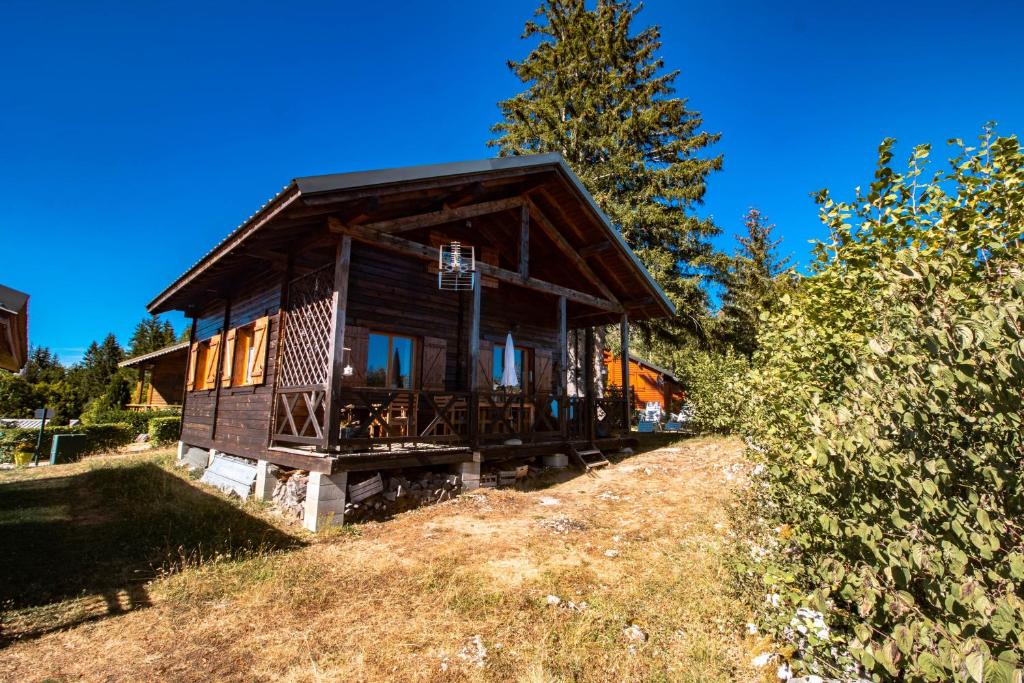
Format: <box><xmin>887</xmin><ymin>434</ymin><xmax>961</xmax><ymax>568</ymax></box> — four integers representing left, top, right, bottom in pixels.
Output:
<box><xmin>558</xmin><ymin>295</ymin><xmax>568</xmax><ymax>438</ymax></box>
<box><xmin>210</xmin><ymin>297</ymin><xmax>231</xmax><ymax>440</ymax></box>
<box><xmin>620</xmin><ymin>313</ymin><xmax>631</xmax><ymax>433</ymax></box>
<box><xmin>519</xmin><ymin>203</ymin><xmax>529</xmax><ymax>280</ymax></box>
<box><xmin>525</xmin><ymin>199</ymin><xmax>619</xmax><ymax>303</ymax></box>
<box><xmin>358</xmin><ymin>196</ymin><xmax>524</xmax><ymax>235</ymax></box>
<box><xmin>324</xmin><ymin>236</ymin><xmax>352</xmax><ymax>451</ymax></box>
<box><xmin>468</xmin><ymin>272</ymin><xmax>481</xmax><ymax>448</ymax></box>
<box><xmin>328</xmin><ymin>217</ymin><xmax>622</xmax><ymax>313</ymax></box>
<box><xmin>584</xmin><ymin>326</ymin><xmax>595</xmax><ymax>445</ymax></box>
<box><xmin>578</xmin><ymin>240</ymin><xmax>613</xmax><ymax>258</ymax></box>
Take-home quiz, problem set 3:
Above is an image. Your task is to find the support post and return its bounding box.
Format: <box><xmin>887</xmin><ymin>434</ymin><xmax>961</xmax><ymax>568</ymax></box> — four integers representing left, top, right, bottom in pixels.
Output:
<box><xmin>557</xmin><ymin>295</ymin><xmax>567</xmax><ymax>438</ymax></box>
<box><xmin>468</xmin><ymin>272</ymin><xmax>481</xmax><ymax>448</ymax></box>
<box><xmin>620</xmin><ymin>313</ymin><xmax>630</xmax><ymax>433</ymax></box>
<box><xmin>303</xmin><ymin>471</ymin><xmax>348</xmax><ymax>531</ymax></box>
<box><xmin>584</xmin><ymin>326</ymin><xmax>595</xmax><ymax>444</ymax></box>
<box><xmin>178</xmin><ymin>315</ymin><xmax>197</xmax><ymax>444</ymax></box>
<box><xmin>519</xmin><ymin>203</ymin><xmax>529</xmax><ymax>280</ymax></box>
<box><xmin>255</xmin><ymin>460</ymin><xmax>276</xmax><ymax>501</ymax></box>
<box><xmin>324</xmin><ymin>235</ymin><xmax>352</xmax><ymax>451</ymax></box>
<box><xmin>210</xmin><ymin>297</ymin><xmax>231</xmax><ymax>440</ymax></box>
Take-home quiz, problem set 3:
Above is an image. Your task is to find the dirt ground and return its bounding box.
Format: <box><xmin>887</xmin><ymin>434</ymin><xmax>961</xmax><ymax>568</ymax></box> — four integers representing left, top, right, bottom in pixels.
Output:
<box><xmin>0</xmin><ymin>436</ymin><xmax>764</xmax><ymax>682</ymax></box>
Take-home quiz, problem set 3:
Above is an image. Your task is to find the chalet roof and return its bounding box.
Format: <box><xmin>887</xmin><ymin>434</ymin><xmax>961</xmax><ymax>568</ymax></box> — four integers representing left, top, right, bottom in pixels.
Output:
<box><xmin>119</xmin><ymin>341</ymin><xmax>190</xmax><ymax>368</ymax></box>
<box><xmin>628</xmin><ymin>353</ymin><xmax>680</xmax><ymax>384</ymax></box>
<box><xmin>0</xmin><ymin>284</ymin><xmax>29</xmax><ymax>316</ymax></box>
<box><xmin>148</xmin><ymin>154</ymin><xmax>675</xmax><ymax>323</ymax></box>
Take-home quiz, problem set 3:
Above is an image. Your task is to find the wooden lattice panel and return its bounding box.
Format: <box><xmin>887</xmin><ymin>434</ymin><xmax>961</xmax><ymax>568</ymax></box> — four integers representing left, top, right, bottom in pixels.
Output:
<box><xmin>280</xmin><ymin>265</ymin><xmax>333</xmax><ymax>388</ymax></box>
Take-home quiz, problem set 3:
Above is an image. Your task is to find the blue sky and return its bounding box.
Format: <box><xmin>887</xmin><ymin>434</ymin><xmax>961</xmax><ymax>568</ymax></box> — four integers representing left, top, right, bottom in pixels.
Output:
<box><xmin>1</xmin><ymin>0</ymin><xmax>1021</xmax><ymax>364</ymax></box>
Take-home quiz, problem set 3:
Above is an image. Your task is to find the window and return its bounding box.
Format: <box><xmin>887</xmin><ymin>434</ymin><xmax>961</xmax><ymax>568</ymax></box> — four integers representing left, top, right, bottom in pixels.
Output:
<box><xmin>492</xmin><ymin>343</ymin><xmax>527</xmax><ymax>391</ymax></box>
<box><xmin>366</xmin><ymin>332</ymin><xmax>414</xmax><ymax>388</ymax></box>
<box><xmin>189</xmin><ymin>335</ymin><xmax>220</xmax><ymax>391</ymax></box>
<box><xmin>232</xmin><ymin>324</ymin><xmax>255</xmax><ymax>386</ymax></box>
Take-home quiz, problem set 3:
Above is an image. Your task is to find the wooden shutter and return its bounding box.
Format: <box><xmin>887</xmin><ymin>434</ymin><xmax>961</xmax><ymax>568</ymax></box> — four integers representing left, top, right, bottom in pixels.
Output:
<box><xmin>474</xmin><ymin>339</ymin><xmax>493</xmax><ymax>391</ymax></box>
<box><xmin>204</xmin><ymin>334</ymin><xmax>221</xmax><ymax>389</ymax></box>
<box><xmin>249</xmin><ymin>316</ymin><xmax>270</xmax><ymax>385</ymax></box>
<box><xmin>341</xmin><ymin>326</ymin><xmax>368</xmax><ymax>387</ymax></box>
<box><xmin>421</xmin><ymin>336</ymin><xmax>447</xmax><ymax>391</ymax></box>
<box><xmin>221</xmin><ymin>328</ymin><xmax>237</xmax><ymax>387</ymax></box>
<box><xmin>534</xmin><ymin>349</ymin><xmax>553</xmax><ymax>394</ymax></box>
<box><xmin>186</xmin><ymin>342</ymin><xmax>198</xmax><ymax>391</ymax></box>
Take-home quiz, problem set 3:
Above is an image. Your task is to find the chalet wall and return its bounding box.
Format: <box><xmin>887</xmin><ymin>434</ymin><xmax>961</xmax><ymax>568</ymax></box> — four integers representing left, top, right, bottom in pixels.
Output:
<box><xmin>182</xmin><ymin>277</ymin><xmax>282</xmax><ymax>459</ymax></box>
<box><xmin>345</xmin><ymin>244</ymin><xmax>560</xmax><ymax>391</ymax></box>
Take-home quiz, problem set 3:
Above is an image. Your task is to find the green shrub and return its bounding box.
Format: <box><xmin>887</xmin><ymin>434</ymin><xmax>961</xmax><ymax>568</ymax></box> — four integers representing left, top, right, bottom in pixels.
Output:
<box><xmin>738</xmin><ymin>130</ymin><xmax>1024</xmax><ymax>680</ymax></box>
<box><xmin>148</xmin><ymin>416</ymin><xmax>181</xmax><ymax>446</ymax></box>
<box><xmin>80</xmin><ymin>406</ymin><xmax>180</xmax><ymax>435</ymax></box>
<box><xmin>0</xmin><ymin>423</ymin><xmax>135</xmax><ymax>464</ymax></box>
<box><xmin>677</xmin><ymin>349</ymin><xmax>749</xmax><ymax>433</ymax></box>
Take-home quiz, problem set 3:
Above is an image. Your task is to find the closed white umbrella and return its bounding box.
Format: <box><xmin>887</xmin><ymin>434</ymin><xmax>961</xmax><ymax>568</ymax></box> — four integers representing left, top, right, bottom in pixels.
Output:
<box><xmin>501</xmin><ymin>332</ymin><xmax>519</xmax><ymax>388</ymax></box>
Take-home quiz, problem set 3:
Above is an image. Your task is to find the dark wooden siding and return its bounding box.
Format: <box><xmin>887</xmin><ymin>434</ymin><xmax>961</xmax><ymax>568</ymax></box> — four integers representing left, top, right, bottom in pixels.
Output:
<box><xmin>181</xmin><ymin>277</ymin><xmax>282</xmax><ymax>458</ymax></box>
<box><xmin>345</xmin><ymin>243</ymin><xmax>560</xmax><ymax>391</ymax></box>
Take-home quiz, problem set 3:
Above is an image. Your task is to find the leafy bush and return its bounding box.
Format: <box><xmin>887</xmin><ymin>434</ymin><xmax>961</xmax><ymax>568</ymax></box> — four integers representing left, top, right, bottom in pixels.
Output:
<box><xmin>0</xmin><ymin>423</ymin><xmax>135</xmax><ymax>464</ymax></box>
<box><xmin>80</xmin><ymin>406</ymin><xmax>180</xmax><ymax>435</ymax></box>
<box><xmin>676</xmin><ymin>349</ymin><xmax>749</xmax><ymax>433</ymax></box>
<box><xmin>738</xmin><ymin>129</ymin><xmax>1024</xmax><ymax>681</ymax></box>
<box><xmin>148</xmin><ymin>416</ymin><xmax>181</xmax><ymax>446</ymax></box>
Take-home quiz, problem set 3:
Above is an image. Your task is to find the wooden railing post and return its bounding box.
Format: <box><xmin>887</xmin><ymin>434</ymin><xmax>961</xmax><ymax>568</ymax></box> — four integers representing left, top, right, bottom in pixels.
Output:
<box><xmin>324</xmin><ymin>235</ymin><xmax>352</xmax><ymax>451</ymax></box>
<box><xmin>620</xmin><ymin>313</ymin><xmax>630</xmax><ymax>433</ymax></box>
<box><xmin>557</xmin><ymin>295</ymin><xmax>568</xmax><ymax>439</ymax></box>
<box><xmin>468</xmin><ymin>272</ymin><xmax>481</xmax><ymax>448</ymax></box>
<box><xmin>584</xmin><ymin>326</ymin><xmax>595</xmax><ymax>444</ymax></box>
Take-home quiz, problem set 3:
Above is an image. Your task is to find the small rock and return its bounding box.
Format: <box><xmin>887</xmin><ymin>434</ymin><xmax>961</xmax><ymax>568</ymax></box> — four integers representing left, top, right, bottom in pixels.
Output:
<box><xmin>539</xmin><ymin>497</ymin><xmax>561</xmax><ymax>506</ymax></box>
<box><xmin>751</xmin><ymin>652</ymin><xmax>772</xmax><ymax>667</ymax></box>
<box><xmin>746</xmin><ymin>622</ymin><xmax>758</xmax><ymax>635</ymax></box>
<box><xmin>623</xmin><ymin>624</ymin><xmax>647</xmax><ymax>642</ymax></box>
<box><xmin>546</xmin><ymin>594</ymin><xmax>562</xmax><ymax>606</ymax></box>
<box><xmin>457</xmin><ymin>635</ymin><xmax>487</xmax><ymax>668</ymax></box>
<box><xmin>134</xmin><ymin>433</ymin><xmax>149</xmax><ymax>443</ymax></box>
<box><xmin>604</xmin><ymin>549</ymin><xmax>620</xmax><ymax>558</ymax></box>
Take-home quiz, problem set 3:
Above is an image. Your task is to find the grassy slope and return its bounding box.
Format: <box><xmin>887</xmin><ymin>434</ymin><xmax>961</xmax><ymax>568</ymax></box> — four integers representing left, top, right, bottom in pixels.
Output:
<box><xmin>0</xmin><ymin>438</ymin><xmax>762</xmax><ymax>682</ymax></box>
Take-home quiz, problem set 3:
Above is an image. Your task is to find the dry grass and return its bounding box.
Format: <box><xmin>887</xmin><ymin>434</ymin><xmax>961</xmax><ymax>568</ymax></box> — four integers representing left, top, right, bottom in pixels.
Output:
<box><xmin>0</xmin><ymin>437</ymin><xmax>765</xmax><ymax>682</ymax></box>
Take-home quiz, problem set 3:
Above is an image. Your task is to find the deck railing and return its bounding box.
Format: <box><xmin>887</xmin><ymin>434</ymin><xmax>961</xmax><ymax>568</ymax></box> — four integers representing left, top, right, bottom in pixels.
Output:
<box><xmin>271</xmin><ymin>386</ymin><xmax>629</xmax><ymax>451</ymax></box>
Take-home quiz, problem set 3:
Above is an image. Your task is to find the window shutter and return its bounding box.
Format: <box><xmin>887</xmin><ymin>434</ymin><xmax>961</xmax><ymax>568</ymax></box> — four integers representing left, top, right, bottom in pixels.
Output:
<box><xmin>341</xmin><ymin>326</ymin><xmax>368</xmax><ymax>387</ymax></box>
<box><xmin>474</xmin><ymin>339</ymin><xmax>493</xmax><ymax>391</ymax></box>
<box><xmin>534</xmin><ymin>349</ymin><xmax>553</xmax><ymax>394</ymax></box>
<box><xmin>204</xmin><ymin>334</ymin><xmax>222</xmax><ymax>388</ymax></box>
<box><xmin>186</xmin><ymin>342</ymin><xmax>198</xmax><ymax>391</ymax></box>
<box><xmin>249</xmin><ymin>316</ymin><xmax>270</xmax><ymax>385</ymax></box>
<box><xmin>421</xmin><ymin>336</ymin><xmax>447</xmax><ymax>391</ymax></box>
<box><xmin>221</xmin><ymin>328</ymin><xmax>237</xmax><ymax>387</ymax></box>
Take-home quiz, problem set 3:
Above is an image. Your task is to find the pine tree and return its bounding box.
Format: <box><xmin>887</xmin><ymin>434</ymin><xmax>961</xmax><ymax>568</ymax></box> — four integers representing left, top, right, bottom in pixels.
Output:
<box><xmin>80</xmin><ymin>334</ymin><xmax>124</xmax><ymax>399</ymax></box>
<box><xmin>717</xmin><ymin>208</ymin><xmax>792</xmax><ymax>356</ymax></box>
<box><xmin>128</xmin><ymin>315</ymin><xmax>178</xmax><ymax>356</ymax></box>
<box><xmin>23</xmin><ymin>346</ymin><xmax>64</xmax><ymax>384</ymax></box>
<box><xmin>491</xmin><ymin>0</ymin><xmax>722</xmax><ymax>343</ymax></box>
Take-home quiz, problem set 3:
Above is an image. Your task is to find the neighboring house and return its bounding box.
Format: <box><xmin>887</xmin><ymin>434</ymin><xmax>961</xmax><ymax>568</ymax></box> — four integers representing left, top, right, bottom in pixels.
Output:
<box><xmin>148</xmin><ymin>153</ymin><xmax>674</xmax><ymax>529</ymax></box>
<box><xmin>603</xmin><ymin>350</ymin><xmax>685</xmax><ymax>415</ymax></box>
<box><xmin>0</xmin><ymin>284</ymin><xmax>29</xmax><ymax>373</ymax></box>
<box><xmin>119</xmin><ymin>342</ymin><xmax>189</xmax><ymax>412</ymax></box>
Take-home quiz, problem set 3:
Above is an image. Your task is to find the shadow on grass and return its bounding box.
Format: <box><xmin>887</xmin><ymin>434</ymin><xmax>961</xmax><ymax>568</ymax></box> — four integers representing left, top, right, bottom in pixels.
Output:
<box><xmin>0</xmin><ymin>461</ymin><xmax>304</xmax><ymax>646</ymax></box>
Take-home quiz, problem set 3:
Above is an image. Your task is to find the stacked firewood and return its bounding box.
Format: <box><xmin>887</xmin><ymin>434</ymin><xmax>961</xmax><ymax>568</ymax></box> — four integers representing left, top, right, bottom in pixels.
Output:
<box><xmin>271</xmin><ymin>470</ymin><xmax>308</xmax><ymax>519</ymax></box>
<box><xmin>344</xmin><ymin>471</ymin><xmax>462</xmax><ymax>522</ymax></box>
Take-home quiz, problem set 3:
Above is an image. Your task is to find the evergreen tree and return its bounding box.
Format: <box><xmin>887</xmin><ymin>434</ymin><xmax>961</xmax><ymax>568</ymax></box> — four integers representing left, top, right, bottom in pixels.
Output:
<box><xmin>128</xmin><ymin>315</ymin><xmax>177</xmax><ymax>356</ymax></box>
<box><xmin>22</xmin><ymin>346</ymin><xmax>64</xmax><ymax>384</ymax></box>
<box><xmin>491</xmin><ymin>0</ymin><xmax>722</xmax><ymax>343</ymax></box>
<box><xmin>80</xmin><ymin>334</ymin><xmax>124</xmax><ymax>399</ymax></box>
<box><xmin>717</xmin><ymin>208</ymin><xmax>792</xmax><ymax>356</ymax></box>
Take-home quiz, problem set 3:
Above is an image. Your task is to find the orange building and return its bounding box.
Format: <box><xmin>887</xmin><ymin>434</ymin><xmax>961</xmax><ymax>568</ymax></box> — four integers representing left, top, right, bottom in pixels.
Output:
<box><xmin>603</xmin><ymin>350</ymin><xmax>685</xmax><ymax>413</ymax></box>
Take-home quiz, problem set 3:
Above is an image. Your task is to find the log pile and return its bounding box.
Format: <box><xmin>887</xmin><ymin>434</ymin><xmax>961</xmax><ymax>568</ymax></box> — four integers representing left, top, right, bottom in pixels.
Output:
<box><xmin>344</xmin><ymin>471</ymin><xmax>462</xmax><ymax>523</ymax></box>
<box><xmin>271</xmin><ymin>470</ymin><xmax>307</xmax><ymax>519</ymax></box>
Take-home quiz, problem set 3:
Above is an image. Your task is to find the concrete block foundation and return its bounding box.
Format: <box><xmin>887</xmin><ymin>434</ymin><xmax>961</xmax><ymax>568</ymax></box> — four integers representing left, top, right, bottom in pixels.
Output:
<box><xmin>303</xmin><ymin>471</ymin><xmax>348</xmax><ymax>532</ymax></box>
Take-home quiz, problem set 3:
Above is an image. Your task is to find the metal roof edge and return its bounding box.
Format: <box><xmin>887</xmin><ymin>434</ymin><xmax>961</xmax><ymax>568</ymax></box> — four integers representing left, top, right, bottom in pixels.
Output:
<box><xmin>119</xmin><ymin>341</ymin><xmax>191</xmax><ymax>368</ymax></box>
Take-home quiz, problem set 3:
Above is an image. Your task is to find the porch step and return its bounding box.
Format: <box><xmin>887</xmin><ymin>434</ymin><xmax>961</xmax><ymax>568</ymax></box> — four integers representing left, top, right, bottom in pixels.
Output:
<box><xmin>568</xmin><ymin>445</ymin><xmax>610</xmax><ymax>472</ymax></box>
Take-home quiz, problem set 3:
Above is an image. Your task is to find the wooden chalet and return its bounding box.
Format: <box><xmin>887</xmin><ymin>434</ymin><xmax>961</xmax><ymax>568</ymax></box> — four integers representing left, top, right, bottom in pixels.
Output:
<box><xmin>603</xmin><ymin>350</ymin><xmax>685</xmax><ymax>415</ymax></box>
<box><xmin>119</xmin><ymin>342</ymin><xmax>188</xmax><ymax>412</ymax></box>
<box><xmin>0</xmin><ymin>284</ymin><xmax>29</xmax><ymax>373</ymax></box>
<box><xmin>148</xmin><ymin>154</ymin><xmax>674</xmax><ymax>529</ymax></box>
